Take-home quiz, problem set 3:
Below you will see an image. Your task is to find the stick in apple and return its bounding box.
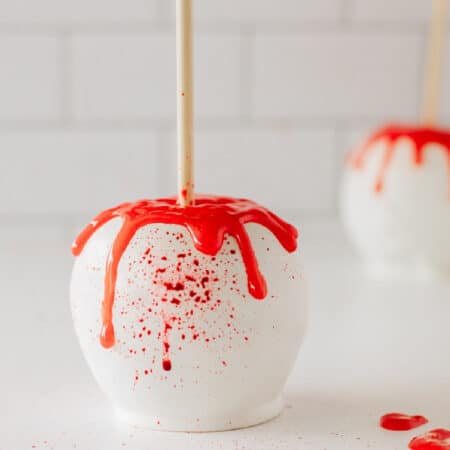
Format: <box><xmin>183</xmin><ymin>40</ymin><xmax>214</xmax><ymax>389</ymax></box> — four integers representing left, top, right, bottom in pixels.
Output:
<box><xmin>176</xmin><ymin>0</ymin><xmax>194</xmax><ymax>206</ymax></box>
<box><xmin>422</xmin><ymin>0</ymin><xmax>447</xmax><ymax>125</ymax></box>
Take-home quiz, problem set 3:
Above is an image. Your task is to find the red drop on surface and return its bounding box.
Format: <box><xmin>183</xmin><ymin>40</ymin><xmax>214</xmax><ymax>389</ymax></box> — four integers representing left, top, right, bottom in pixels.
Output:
<box><xmin>380</xmin><ymin>413</ymin><xmax>428</xmax><ymax>431</ymax></box>
<box><xmin>349</xmin><ymin>124</ymin><xmax>450</xmax><ymax>193</ymax></box>
<box><xmin>409</xmin><ymin>429</ymin><xmax>450</xmax><ymax>450</ymax></box>
<box><xmin>72</xmin><ymin>195</ymin><xmax>298</xmax><ymax>369</ymax></box>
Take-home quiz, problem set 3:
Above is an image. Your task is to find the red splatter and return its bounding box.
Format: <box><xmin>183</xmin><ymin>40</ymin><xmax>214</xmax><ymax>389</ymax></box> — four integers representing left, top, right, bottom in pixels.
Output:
<box><xmin>164</xmin><ymin>281</ymin><xmax>185</xmax><ymax>291</ymax></box>
<box><xmin>72</xmin><ymin>195</ymin><xmax>298</xmax><ymax>354</ymax></box>
<box><xmin>349</xmin><ymin>125</ymin><xmax>450</xmax><ymax>193</ymax></box>
<box><xmin>409</xmin><ymin>429</ymin><xmax>450</xmax><ymax>450</ymax></box>
<box><xmin>159</xmin><ymin>317</ymin><xmax>173</xmax><ymax>371</ymax></box>
<box><xmin>380</xmin><ymin>413</ymin><xmax>428</xmax><ymax>431</ymax></box>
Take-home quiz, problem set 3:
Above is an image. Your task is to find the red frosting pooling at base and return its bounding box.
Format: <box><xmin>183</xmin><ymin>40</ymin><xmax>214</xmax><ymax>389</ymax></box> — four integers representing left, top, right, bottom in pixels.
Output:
<box><xmin>72</xmin><ymin>195</ymin><xmax>298</xmax><ymax>368</ymax></box>
<box><xmin>350</xmin><ymin>124</ymin><xmax>450</xmax><ymax>193</ymax></box>
<box><xmin>409</xmin><ymin>429</ymin><xmax>450</xmax><ymax>450</ymax></box>
<box><xmin>380</xmin><ymin>413</ymin><xmax>428</xmax><ymax>431</ymax></box>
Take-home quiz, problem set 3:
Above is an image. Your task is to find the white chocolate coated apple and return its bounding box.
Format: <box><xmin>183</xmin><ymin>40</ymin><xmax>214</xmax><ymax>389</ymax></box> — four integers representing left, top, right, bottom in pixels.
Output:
<box><xmin>341</xmin><ymin>129</ymin><xmax>450</xmax><ymax>281</ymax></box>
<box><xmin>70</xmin><ymin>220</ymin><xmax>306</xmax><ymax>431</ymax></box>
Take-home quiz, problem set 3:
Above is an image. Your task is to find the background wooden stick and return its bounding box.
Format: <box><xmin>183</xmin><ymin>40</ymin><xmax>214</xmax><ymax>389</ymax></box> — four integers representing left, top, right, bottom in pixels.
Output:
<box><xmin>422</xmin><ymin>0</ymin><xmax>447</xmax><ymax>125</ymax></box>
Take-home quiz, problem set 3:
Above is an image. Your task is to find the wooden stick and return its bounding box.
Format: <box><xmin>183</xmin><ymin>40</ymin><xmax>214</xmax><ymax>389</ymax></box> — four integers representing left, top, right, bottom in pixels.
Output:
<box><xmin>176</xmin><ymin>0</ymin><xmax>194</xmax><ymax>206</ymax></box>
<box><xmin>422</xmin><ymin>0</ymin><xmax>447</xmax><ymax>125</ymax></box>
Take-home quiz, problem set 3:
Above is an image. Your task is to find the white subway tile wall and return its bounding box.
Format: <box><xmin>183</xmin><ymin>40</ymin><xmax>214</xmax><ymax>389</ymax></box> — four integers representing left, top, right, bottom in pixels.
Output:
<box><xmin>71</xmin><ymin>34</ymin><xmax>176</xmax><ymax>120</ymax></box>
<box><xmin>0</xmin><ymin>35</ymin><xmax>61</xmax><ymax>120</ymax></box>
<box><xmin>0</xmin><ymin>131</ymin><xmax>159</xmax><ymax>214</ymax></box>
<box><xmin>0</xmin><ymin>0</ymin><xmax>447</xmax><ymax>220</ymax></box>
<box><xmin>164</xmin><ymin>129</ymin><xmax>337</xmax><ymax>212</ymax></box>
<box><xmin>72</xmin><ymin>34</ymin><xmax>242</xmax><ymax>120</ymax></box>
<box><xmin>253</xmin><ymin>33</ymin><xmax>423</xmax><ymax>120</ymax></box>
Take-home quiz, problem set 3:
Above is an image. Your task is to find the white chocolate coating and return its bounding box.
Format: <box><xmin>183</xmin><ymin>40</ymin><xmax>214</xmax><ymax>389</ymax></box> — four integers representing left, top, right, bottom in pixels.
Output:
<box><xmin>70</xmin><ymin>220</ymin><xmax>307</xmax><ymax>431</ymax></box>
<box><xmin>341</xmin><ymin>136</ymin><xmax>450</xmax><ymax>280</ymax></box>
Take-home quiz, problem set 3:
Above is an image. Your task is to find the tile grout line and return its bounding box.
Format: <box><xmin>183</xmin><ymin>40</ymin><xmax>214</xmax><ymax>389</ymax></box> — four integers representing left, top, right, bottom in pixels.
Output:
<box><xmin>238</xmin><ymin>25</ymin><xmax>254</xmax><ymax>124</ymax></box>
<box><xmin>416</xmin><ymin>27</ymin><xmax>429</xmax><ymax>122</ymax></box>
<box><xmin>157</xmin><ymin>0</ymin><xmax>173</xmax><ymax>28</ymax></box>
<box><xmin>156</xmin><ymin>129</ymin><xmax>166</xmax><ymax>196</ymax></box>
<box><xmin>0</xmin><ymin>20</ymin><xmax>437</xmax><ymax>35</ymax></box>
<box><xmin>59</xmin><ymin>30</ymin><xmax>73</xmax><ymax>127</ymax></box>
<box><xmin>339</xmin><ymin>0</ymin><xmax>352</xmax><ymax>25</ymax></box>
<box><xmin>0</xmin><ymin>116</ymin><xmax>418</xmax><ymax>132</ymax></box>
<box><xmin>331</xmin><ymin>120</ymin><xmax>349</xmax><ymax>219</ymax></box>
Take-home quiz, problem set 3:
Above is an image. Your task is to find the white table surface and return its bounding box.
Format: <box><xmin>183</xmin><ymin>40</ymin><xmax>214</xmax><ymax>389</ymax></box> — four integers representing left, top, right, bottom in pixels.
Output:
<box><xmin>1</xmin><ymin>218</ymin><xmax>449</xmax><ymax>450</ymax></box>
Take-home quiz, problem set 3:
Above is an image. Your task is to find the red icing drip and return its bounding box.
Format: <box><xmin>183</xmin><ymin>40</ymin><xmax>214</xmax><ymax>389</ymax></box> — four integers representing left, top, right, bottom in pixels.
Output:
<box><xmin>161</xmin><ymin>315</ymin><xmax>173</xmax><ymax>371</ymax></box>
<box><xmin>380</xmin><ymin>413</ymin><xmax>428</xmax><ymax>431</ymax></box>
<box><xmin>72</xmin><ymin>195</ymin><xmax>298</xmax><ymax>362</ymax></box>
<box><xmin>409</xmin><ymin>429</ymin><xmax>450</xmax><ymax>450</ymax></box>
<box><xmin>350</xmin><ymin>124</ymin><xmax>450</xmax><ymax>193</ymax></box>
